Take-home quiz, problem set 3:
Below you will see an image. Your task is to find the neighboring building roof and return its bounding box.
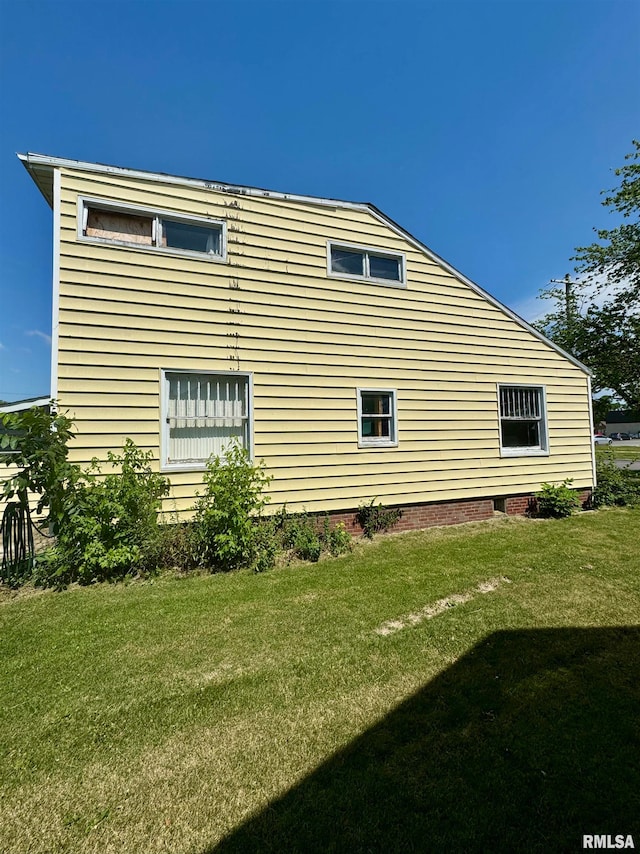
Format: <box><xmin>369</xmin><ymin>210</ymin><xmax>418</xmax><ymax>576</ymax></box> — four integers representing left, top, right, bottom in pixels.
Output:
<box><xmin>0</xmin><ymin>396</ymin><xmax>50</xmax><ymax>413</ymax></box>
<box><xmin>17</xmin><ymin>151</ymin><xmax>591</xmax><ymax>377</ymax></box>
<box><xmin>606</xmin><ymin>410</ymin><xmax>640</xmax><ymax>424</ymax></box>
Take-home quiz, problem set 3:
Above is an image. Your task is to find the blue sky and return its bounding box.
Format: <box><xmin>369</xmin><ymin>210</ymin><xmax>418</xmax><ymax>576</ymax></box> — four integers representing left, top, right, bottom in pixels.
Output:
<box><xmin>0</xmin><ymin>0</ymin><xmax>637</xmax><ymax>401</ymax></box>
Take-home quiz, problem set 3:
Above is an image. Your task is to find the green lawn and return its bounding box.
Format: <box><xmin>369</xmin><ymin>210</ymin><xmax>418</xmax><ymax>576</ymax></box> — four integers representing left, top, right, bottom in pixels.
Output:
<box><xmin>1</xmin><ymin>510</ymin><xmax>639</xmax><ymax>853</ymax></box>
<box><xmin>596</xmin><ymin>444</ymin><xmax>640</xmax><ymax>462</ymax></box>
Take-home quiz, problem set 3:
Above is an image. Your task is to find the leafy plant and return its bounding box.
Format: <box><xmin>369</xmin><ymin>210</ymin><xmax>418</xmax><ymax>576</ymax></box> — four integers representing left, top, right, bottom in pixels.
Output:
<box><xmin>191</xmin><ymin>442</ymin><xmax>273</xmax><ymax>572</ymax></box>
<box><xmin>356</xmin><ymin>499</ymin><xmax>402</xmax><ymax>538</ymax></box>
<box><xmin>534</xmin><ymin>480</ymin><xmax>581</xmax><ymax>518</ymax></box>
<box><xmin>592</xmin><ymin>448</ymin><xmax>640</xmax><ymax>509</ymax></box>
<box><xmin>292</xmin><ymin>525</ymin><xmax>322</xmax><ymax>562</ymax></box>
<box><xmin>0</xmin><ymin>403</ymin><xmax>80</xmax><ymax>532</ymax></box>
<box><xmin>272</xmin><ymin>509</ymin><xmax>351</xmax><ymax>563</ymax></box>
<box><xmin>138</xmin><ymin>520</ymin><xmax>197</xmax><ymax>574</ymax></box>
<box><xmin>322</xmin><ymin>515</ymin><xmax>352</xmax><ymax>557</ymax></box>
<box><xmin>37</xmin><ymin>440</ymin><xmax>170</xmax><ymax>587</ymax></box>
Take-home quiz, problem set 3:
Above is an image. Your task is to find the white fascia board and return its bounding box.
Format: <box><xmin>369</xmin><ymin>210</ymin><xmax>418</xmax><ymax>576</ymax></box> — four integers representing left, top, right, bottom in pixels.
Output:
<box><xmin>17</xmin><ymin>153</ymin><xmax>591</xmax><ymax>376</ymax></box>
<box><xmin>17</xmin><ymin>152</ymin><xmax>370</xmax><ymax>212</ymax></box>
<box><xmin>0</xmin><ymin>397</ymin><xmax>50</xmax><ymax>413</ymax></box>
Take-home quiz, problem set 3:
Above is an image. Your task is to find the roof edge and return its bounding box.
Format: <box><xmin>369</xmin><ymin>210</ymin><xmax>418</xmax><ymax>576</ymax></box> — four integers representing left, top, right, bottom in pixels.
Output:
<box><xmin>17</xmin><ymin>152</ymin><xmax>369</xmax><ymax>211</ymax></box>
<box><xmin>0</xmin><ymin>397</ymin><xmax>51</xmax><ymax>413</ymax></box>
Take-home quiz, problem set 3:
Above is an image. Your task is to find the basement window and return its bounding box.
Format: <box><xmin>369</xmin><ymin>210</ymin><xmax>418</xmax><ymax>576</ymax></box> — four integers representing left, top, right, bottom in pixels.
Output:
<box><xmin>357</xmin><ymin>388</ymin><xmax>398</xmax><ymax>448</ymax></box>
<box><xmin>498</xmin><ymin>385</ymin><xmax>548</xmax><ymax>456</ymax></box>
<box><xmin>328</xmin><ymin>242</ymin><xmax>405</xmax><ymax>286</ymax></box>
<box><xmin>161</xmin><ymin>371</ymin><xmax>252</xmax><ymax>470</ymax></box>
<box><xmin>80</xmin><ymin>199</ymin><xmax>225</xmax><ymax>260</ymax></box>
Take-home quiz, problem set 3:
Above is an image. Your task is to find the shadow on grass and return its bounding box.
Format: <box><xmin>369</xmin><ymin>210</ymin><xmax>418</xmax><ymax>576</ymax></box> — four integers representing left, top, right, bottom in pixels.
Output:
<box><xmin>210</xmin><ymin>627</ymin><xmax>640</xmax><ymax>853</ymax></box>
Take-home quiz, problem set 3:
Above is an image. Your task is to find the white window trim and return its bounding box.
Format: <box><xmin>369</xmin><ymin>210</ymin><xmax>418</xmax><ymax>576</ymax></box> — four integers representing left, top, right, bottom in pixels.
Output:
<box><xmin>160</xmin><ymin>369</ymin><xmax>253</xmax><ymax>472</ymax></box>
<box><xmin>497</xmin><ymin>383</ymin><xmax>549</xmax><ymax>457</ymax></box>
<box><xmin>327</xmin><ymin>241</ymin><xmax>406</xmax><ymax>288</ymax></box>
<box><xmin>357</xmin><ymin>387</ymin><xmax>398</xmax><ymax>448</ymax></box>
<box><xmin>77</xmin><ymin>196</ymin><xmax>227</xmax><ymax>263</ymax></box>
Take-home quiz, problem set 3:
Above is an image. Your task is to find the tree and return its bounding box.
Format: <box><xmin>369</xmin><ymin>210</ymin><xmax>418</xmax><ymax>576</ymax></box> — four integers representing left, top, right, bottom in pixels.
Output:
<box><xmin>535</xmin><ymin>142</ymin><xmax>640</xmax><ymax>411</ymax></box>
<box><xmin>0</xmin><ymin>404</ymin><xmax>80</xmax><ymax>531</ymax></box>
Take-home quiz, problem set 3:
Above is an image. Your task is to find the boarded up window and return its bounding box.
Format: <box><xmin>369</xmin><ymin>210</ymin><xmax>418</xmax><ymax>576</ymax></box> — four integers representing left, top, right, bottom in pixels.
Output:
<box><xmin>85</xmin><ymin>209</ymin><xmax>153</xmax><ymax>244</ymax></box>
<box><xmin>82</xmin><ymin>203</ymin><xmax>224</xmax><ymax>257</ymax></box>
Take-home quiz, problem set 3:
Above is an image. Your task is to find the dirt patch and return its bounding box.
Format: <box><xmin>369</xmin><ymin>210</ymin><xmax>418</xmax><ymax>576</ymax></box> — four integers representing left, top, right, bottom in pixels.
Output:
<box><xmin>375</xmin><ymin>576</ymin><xmax>511</xmax><ymax>636</ymax></box>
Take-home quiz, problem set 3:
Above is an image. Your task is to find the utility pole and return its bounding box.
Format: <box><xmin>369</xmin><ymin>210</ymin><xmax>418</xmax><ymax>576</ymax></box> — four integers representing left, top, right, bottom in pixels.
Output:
<box><xmin>550</xmin><ymin>275</ymin><xmax>573</xmax><ymax>328</ymax></box>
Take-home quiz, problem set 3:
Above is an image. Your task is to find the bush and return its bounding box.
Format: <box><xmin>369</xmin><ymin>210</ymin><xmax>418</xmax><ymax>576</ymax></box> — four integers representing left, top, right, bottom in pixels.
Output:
<box><xmin>272</xmin><ymin>508</ymin><xmax>352</xmax><ymax>563</ymax></box>
<box><xmin>138</xmin><ymin>520</ymin><xmax>197</xmax><ymax>574</ymax></box>
<box><xmin>292</xmin><ymin>525</ymin><xmax>322</xmax><ymax>562</ymax></box>
<box><xmin>535</xmin><ymin>480</ymin><xmax>581</xmax><ymax>518</ymax></box>
<box><xmin>356</xmin><ymin>499</ymin><xmax>402</xmax><ymax>538</ymax></box>
<box><xmin>323</xmin><ymin>517</ymin><xmax>352</xmax><ymax>557</ymax></box>
<box><xmin>37</xmin><ymin>440</ymin><xmax>170</xmax><ymax>587</ymax></box>
<box><xmin>191</xmin><ymin>443</ymin><xmax>273</xmax><ymax>572</ymax></box>
<box><xmin>592</xmin><ymin>449</ymin><xmax>640</xmax><ymax>509</ymax></box>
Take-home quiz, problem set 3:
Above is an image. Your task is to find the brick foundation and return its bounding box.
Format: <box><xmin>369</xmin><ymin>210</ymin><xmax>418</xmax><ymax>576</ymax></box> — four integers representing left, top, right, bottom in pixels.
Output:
<box><xmin>504</xmin><ymin>494</ymin><xmax>536</xmax><ymax>516</ymax></box>
<box><xmin>321</xmin><ymin>488</ymin><xmax>593</xmax><ymax>537</ymax></box>
<box><xmin>324</xmin><ymin>496</ymin><xmax>496</xmax><ymax>536</ymax></box>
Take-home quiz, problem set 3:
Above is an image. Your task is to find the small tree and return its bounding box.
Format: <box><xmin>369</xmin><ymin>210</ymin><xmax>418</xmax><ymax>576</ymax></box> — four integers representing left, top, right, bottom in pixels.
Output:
<box><xmin>191</xmin><ymin>442</ymin><xmax>272</xmax><ymax>572</ymax></box>
<box><xmin>0</xmin><ymin>404</ymin><xmax>80</xmax><ymax>531</ymax></box>
<box><xmin>48</xmin><ymin>439</ymin><xmax>170</xmax><ymax>585</ymax></box>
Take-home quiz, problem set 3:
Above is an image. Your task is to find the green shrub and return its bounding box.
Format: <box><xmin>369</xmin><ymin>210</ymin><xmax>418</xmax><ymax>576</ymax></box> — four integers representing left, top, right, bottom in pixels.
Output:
<box><xmin>191</xmin><ymin>443</ymin><xmax>273</xmax><ymax>572</ymax></box>
<box><xmin>592</xmin><ymin>449</ymin><xmax>640</xmax><ymax>508</ymax></box>
<box><xmin>535</xmin><ymin>480</ymin><xmax>581</xmax><ymax>518</ymax></box>
<box><xmin>321</xmin><ymin>515</ymin><xmax>352</xmax><ymax>557</ymax></box>
<box><xmin>356</xmin><ymin>499</ymin><xmax>402</xmax><ymax>538</ymax></box>
<box><xmin>292</xmin><ymin>525</ymin><xmax>322</xmax><ymax>562</ymax></box>
<box><xmin>272</xmin><ymin>509</ymin><xmax>352</xmax><ymax>563</ymax></box>
<box><xmin>138</xmin><ymin>520</ymin><xmax>197</xmax><ymax>574</ymax></box>
<box><xmin>37</xmin><ymin>440</ymin><xmax>170</xmax><ymax>587</ymax></box>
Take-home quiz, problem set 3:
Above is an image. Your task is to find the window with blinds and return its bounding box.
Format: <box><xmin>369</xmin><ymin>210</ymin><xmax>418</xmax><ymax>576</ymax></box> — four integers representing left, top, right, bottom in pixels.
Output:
<box><xmin>499</xmin><ymin>385</ymin><xmax>547</xmax><ymax>453</ymax></box>
<box><xmin>163</xmin><ymin>372</ymin><xmax>250</xmax><ymax>467</ymax></box>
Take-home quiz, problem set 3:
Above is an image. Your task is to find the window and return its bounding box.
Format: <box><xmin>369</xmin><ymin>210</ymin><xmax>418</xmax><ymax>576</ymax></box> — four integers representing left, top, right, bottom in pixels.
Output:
<box><xmin>357</xmin><ymin>389</ymin><xmax>397</xmax><ymax>447</ymax></box>
<box><xmin>161</xmin><ymin>371</ymin><xmax>251</xmax><ymax>469</ymax></box>
<box><xmin>498</xmin><ymin>385</ymin><xmax>548</xmax><ymax>455</ymax></box>
<box><xmin>328</xmin><ymin>242</ymin><xmax>405</xmax><ymax>285</ymax></box>
<box><xmin>80</xmin><ymin>199</ymin><xmax>224</xmax><ymax>259</ymax></box>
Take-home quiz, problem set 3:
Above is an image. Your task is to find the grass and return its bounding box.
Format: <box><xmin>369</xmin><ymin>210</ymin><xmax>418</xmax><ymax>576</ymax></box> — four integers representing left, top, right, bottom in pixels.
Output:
<box><xmin>1</xmin><ymin>509</ymin><xmax>639</xmax><ymax>853</ymax></box>
<box><xmin>596</xmin><ymin>445</ymin><xmax>640</xmax><ymax>462</ymax></box>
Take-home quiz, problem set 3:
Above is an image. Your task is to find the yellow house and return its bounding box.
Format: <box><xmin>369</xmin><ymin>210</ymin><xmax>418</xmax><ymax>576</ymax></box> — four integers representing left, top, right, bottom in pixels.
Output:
<box><xmin>17</xmin><ymin>152</ymin><xmax>596</xmax><ymax>530</ymax></box>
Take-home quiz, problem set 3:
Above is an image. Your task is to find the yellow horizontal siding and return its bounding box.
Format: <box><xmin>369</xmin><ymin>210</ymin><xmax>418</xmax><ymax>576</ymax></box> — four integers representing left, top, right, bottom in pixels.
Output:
<box><xmin>54</xmin><ymin>165</ymin><xmax>594</xmax><ymax>514</ymax></box>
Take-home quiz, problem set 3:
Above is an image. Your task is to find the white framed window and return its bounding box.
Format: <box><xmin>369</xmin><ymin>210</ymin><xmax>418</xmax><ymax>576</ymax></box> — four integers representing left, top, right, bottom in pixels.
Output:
<box><xmin>161</xmin><ymin>370</ymin><xmax>252</xmax><ymax>471</ymax></box>
<box><xmin>498</xmin><ymin>384</ymin><xmax>548</xmax><ymax>456</ymax></box>
<box><xmin>78</xmin><ymin>197</ymin><xmax>226</xmax><ymax>261</ymax></box>
<box><xmin>357</xmin><ymin>388</ymin><xmax>398</xmax><ymax>448</ymax></box>
<box><xmin>328</xmin><ymin>242</ymin><xmax>406</xmax><ymax>286</ymax></box>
